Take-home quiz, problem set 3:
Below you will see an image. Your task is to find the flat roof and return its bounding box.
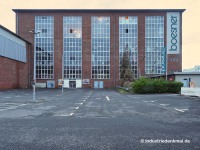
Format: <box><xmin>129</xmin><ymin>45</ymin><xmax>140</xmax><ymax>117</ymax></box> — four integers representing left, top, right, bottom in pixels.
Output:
<box><xmin>174</xmin><ymin>72</ymin><xmax>200</xmax><ymax>75</ymax></box>
<box><xmin>12</xmin><ymin>9</ymin><xmax>186</xmax><ymax>13</ymax></box>
<box><xmin>151</xmin><ymin>72</ymin><xmax>200</xmax><ymax>78</ymax></box>
<box><xmin>0</xmin><ymin>24</ymin><xmax>31</xmax><ymax>44</ymax></box>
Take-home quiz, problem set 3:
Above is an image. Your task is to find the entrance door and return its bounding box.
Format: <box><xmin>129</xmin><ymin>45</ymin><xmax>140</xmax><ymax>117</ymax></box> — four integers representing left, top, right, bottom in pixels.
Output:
<box><xmin>94</xmin><ymin>81</ymin><xmax>99</xmax><ymax>89</ymax></box>
<box><xmin>94</xmin><ymin>81</ymin><xmax>104</xmax><ymax>89</ymax></box>
<box><xmin>183</xmin><ymin>79</ymin><xmax>189</xmax><ymax>87</ymax></box>
<box><xmin>69</xmin><ymin>81</ymin><xmax>76</xmax><ymax>88</ymax></box>
<box><xmin>99</xmin><ymin>81</ymin><xmax>104</xmax><ymax>89</ymax></box>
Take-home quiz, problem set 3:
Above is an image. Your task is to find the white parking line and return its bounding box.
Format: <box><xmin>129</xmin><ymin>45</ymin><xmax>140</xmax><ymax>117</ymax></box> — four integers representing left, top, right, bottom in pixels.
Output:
<box><xmin>175</xmin><ymin>108</ymin><xmax>188</xmax><ymax>112</ymax></box>
<box><xmin>70</xmin><ymin>113</ymin><xmax>74</xmax><ymax>116</ymax></box>
<box><xmin>5</xmin><ymin>97</ymin><xmax>11</xmax><ymax>98</ymax></box>
<box><xmin>160</xmin><ymin>104</ymin><xmax>169</xmax><ymax>107</ymax></box>
<box><xmin>106</xmin><ymin>96</ymin><xmax>110</xmax><ymax>101</ymax></box>
<box><xmin>16</xmin><ymin>95</ymin><xmax>22</xmax><ymax>97</ymax></box>
<box><xmin>76</xmin><ymin>107</ymin><xmax>79</xmax><ymax>110</ymax></box>
<box><xmin>75</xmin><ymin>103</ymin><xmax>83</xmax><ymax>105</ymax></box>
<box><xmin>0</xmin><ymin>104</ymin><xmax>27</xmax><ymax>112</ymax></box>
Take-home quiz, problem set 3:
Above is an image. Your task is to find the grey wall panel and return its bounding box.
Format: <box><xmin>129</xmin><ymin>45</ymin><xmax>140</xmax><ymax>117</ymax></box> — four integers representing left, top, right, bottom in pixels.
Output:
<box><xmin>0</xmin><ymin>34</ymin><xmax>26</xmax><ymax>62</ymax></box>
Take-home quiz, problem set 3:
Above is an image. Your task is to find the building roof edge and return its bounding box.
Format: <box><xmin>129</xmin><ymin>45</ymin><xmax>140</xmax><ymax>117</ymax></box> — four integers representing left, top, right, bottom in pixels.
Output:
<box><xmin>0</xmin><ymin>24</ymin><xmax>31</xmax><ymax>44</ymax></box>
<box><xmin>12</xmin><ymin>9</ymin><xmax>186</xmax><ymax>13</ymax></box>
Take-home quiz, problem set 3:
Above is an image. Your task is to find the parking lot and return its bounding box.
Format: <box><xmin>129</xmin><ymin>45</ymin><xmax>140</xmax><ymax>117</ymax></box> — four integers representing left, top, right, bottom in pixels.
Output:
<box><xmin>0</xmin><ymin>88</ymin><xmax>200</xmax><ymax>149</ymax></box>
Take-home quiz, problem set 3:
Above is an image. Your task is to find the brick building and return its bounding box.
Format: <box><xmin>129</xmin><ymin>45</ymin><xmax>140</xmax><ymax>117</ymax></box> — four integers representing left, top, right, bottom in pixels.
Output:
<box><xmin>12</xmin><ymin>9</ymin><xmax>185</xmax><ymax>88</ymax></box>
<box><xmin>0</xmin><ymin>25</ymin><xmax>31</xmax><ymax>89</ymax></box>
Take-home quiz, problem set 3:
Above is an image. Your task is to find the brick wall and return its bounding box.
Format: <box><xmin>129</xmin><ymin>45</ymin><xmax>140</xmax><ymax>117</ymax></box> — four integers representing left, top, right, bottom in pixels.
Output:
<box><xmin>0</xmin><ymin>56</ymin><xmax>29</xmax><ymax>89</ymax></box>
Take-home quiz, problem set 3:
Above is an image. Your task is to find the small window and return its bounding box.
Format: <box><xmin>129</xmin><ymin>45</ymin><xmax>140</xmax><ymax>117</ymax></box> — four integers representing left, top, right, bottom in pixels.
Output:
<box><xmin>42</xmin><ymin>17</ymin><xmax>47</xmax><ymax>20</ymax></box>
<box><xmin>42</xmin><ymin>29</ymin><xmax>47</xmax><ymax>33</ymax></box>
<box><xmin>70</xmin><ymin>57</ymin><xmax>75</xmax><ymax>61</ymax></box>
<box><xmin>70</xmin><ymin>29</ymin><xmax>75</xmax><ymax>33</ymax></box>
<box><xmin>125</xmin><ymin>29</ymin><xmax>128</xmax><ymax>33</ymax></box>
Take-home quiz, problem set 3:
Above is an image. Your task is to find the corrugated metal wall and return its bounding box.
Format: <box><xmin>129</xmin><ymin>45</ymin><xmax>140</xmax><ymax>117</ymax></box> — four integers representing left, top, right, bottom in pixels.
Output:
<box><xmin>0</xmin><ymin>28</ymin><xmax>26</xmax><ymax>63</ymax></box>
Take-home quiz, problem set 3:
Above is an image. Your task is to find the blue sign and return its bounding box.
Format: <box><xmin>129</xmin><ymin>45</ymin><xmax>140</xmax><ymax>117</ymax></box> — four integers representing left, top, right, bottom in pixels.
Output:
<box><xmin>161</xmin><ymin>47</ymin><xmax>166</xmax><ymax>74</ymax></box>
<box><xmin>47</xmin><ymin>80</ymin><xmax>55</xmax><ymax>88</ymax></box>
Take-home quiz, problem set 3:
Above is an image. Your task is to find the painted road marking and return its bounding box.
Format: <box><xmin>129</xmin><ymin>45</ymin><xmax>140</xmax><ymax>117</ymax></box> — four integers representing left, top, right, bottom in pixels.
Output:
<box><xmin>75</xmin><ymin>103</ymin><xmax>83</xmax><ymax>105</ymax></box>
<box><xmin>70</xmin><ymin>113</ymin><xmax>74</xmax><ymax>116</ymax></box>
<box><xmin>0</xmin><ymin>104</ymin><xmax>27</xmax><ymax>112</ymax></box>
<box><xmin>106</xmin><ymin>96</ymin><xmax>110</xmax><ymax>101</ymax></box>
<box><xmin>160</xmin><ymin>104</ymin><xmax>169</xmax><ymax>107</ymax></box>
<box><xmin>5</xmin><ymin>97</ymin><xmax>11</xmax><ymax>99</ymax></box>
<box><xmin>16</xmin><ymin>95</ymin><xmax>22</xmax><ymax>97</ymax></box>
<box><xmin>76</xmin><ymin>107</ymin><xmax>79</xmax><ymax>110</ymax></box>
<box><xmin>175</xmin><ymin>108</ymin><xmax>188</xmax><ymax>112</ymax></box>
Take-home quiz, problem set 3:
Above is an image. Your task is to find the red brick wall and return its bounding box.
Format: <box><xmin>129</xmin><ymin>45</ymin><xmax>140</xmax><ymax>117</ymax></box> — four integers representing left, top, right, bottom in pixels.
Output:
<box><xmin>0</xmin><ymin>56</ymin><xmax>29</xmax><ymax>89</ymax></box>
<box><xmin>16</xmin><ymin>10</ymin><xmax>183</xmax><ymax>88</ymax></box>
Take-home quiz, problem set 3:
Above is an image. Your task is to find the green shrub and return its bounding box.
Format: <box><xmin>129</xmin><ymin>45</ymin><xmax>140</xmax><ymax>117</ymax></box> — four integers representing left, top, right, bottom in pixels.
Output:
<box><xmin>167</xmin><ymin>81</ymin><xmax>183</xmax><ymax>93</ymax></box>
<box><xmin>132</xmin><ymin>77</ymin><xmax>149</xmax><ymax>94</ymax></box>
<box><xmin>153</xmin><ymin>78</ymin><xmax>168</xmax><ymax>93</ymax></box>
<box><xmin>132</xmin><ymin>77</ymin><xmax>183</xmax><ymax>94</ymax></box>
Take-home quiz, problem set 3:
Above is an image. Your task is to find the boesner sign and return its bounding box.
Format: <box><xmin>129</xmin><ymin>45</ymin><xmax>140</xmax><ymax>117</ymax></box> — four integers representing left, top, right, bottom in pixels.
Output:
<box><xmin>167</xmin><ymin>12</ymin><xmax>180</xmax><ymax>54</ymax></box>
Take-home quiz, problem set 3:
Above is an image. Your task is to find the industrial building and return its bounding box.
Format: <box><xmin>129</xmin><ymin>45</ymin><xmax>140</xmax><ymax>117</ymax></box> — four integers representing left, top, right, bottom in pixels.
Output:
<box><xmin>0</xmin><ymin>25</ymin><xmax>31</xmax><ymax>89</ymax></box>
<box><xmin>11</xmin><ymin>9</ymin><xmax>185</xmax><ymax>88</ymax></box>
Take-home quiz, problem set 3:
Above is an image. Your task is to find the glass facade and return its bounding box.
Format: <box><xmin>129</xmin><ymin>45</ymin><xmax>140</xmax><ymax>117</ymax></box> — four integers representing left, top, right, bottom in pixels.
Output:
<box><xmin>119</xmin><ymin>16</ymin><xmax>138</xmax><ymax>78</ymax></box>
<box><xmin>91</xmin><ymin>17</ymin><xmax>110</xmax><ymax>79</ymax></box>
<box><xmin>145</xmin><ymin>16</ymin><xmax>164</xmax><ymax>74</ymax></box>
<box><xmin>63</xmin><ymin>17</ymin><xmax>82</xmax><ymax>79</ymax></box>
<box><xmin>35</xmin><ymin>16</ymin><xmax>54</xmax><ymax>79</ymax></box>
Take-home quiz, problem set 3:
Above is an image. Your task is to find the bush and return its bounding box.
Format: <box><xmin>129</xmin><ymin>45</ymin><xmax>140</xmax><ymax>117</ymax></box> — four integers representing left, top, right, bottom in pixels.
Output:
<box><xmin>132</xmin><ymin>77</ymin><xmax>149</xmax><ymax>94</ymax></box>
<box><xmin>153</xmin><ymin>78</ymin><xmax>168</xmax><ymax>93</ymax></box>
<box><xmin>167</xmin><ymin>81</ymin><xmax>183</xmax><ymax>93</ymax></box>
<box><xmin>132</xmin><ymin>77</ymin><xmax>183</xmax><ymax>94</ymax></box>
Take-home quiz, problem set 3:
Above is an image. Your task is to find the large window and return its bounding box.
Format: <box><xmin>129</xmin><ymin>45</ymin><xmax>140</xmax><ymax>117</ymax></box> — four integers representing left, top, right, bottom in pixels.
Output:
<box><xmin>145</xmin><ymin>16</ymin><xmax>164</xmax><ymax>74</ymax></box>
<box><xmin>35</xmin><ymin>16</ymin><xmax>54</xmax><ymax>79</ymax></box>
<box><xmin>119</xmin><ymin>16</ymin><xmax>138</xmax><ymax>78</ymax></box>
<box><xmin>91</xmin><ymin>17</ymin><xmax>110</xmax><ymax>79</ymax></box>
<box><xmin>63</xmin><ymin>17</ymin><xmax>82</xmax><ymax>79</ymax></box>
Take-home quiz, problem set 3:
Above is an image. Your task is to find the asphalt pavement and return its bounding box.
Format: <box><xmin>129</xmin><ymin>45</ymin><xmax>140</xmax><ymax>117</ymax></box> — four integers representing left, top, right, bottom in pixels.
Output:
<box><xmin>0</xmin><ymin>88</ymin><xmax>200</xmax><ymax>150</ymax></box>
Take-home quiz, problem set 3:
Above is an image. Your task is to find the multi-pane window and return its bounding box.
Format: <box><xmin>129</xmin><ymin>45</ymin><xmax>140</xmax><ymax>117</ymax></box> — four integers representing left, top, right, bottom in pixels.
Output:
<box><xmin>91</xmin><ymin>17</ymin><xmax>110</xmax><ymax>79</ymax></box>
<box><xmin>63</xmin><ymin>17</ymin><xmax>82</xmax><ymax>79</ymax></box>
<box><xmin>35</xmin><ymin>16</ymin><xmax>54</xmax><ymax>79</ymax></box>
<box><xmin>145</xmin><ymin>16</ymin><xmax>164</xmax><ymax>74</ymax></box>
<box><xmin>119</xmin><ymin>16</ymin><xmax>138</xmax><ymax>78</ymax></box>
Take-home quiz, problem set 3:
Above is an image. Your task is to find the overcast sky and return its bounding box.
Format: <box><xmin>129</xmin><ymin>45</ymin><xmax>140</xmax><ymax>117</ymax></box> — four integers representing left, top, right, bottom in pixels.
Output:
<box><xmin>0</xmin><ymin>0</ymin><xmax>200</xmax><ymax>70</ymax></box>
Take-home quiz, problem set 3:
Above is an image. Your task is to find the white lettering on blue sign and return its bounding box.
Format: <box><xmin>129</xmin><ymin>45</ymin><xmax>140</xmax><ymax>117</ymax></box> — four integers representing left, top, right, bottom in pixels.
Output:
<box><xmin>167</xmin><ymin>12</ymin><xmax>180</xmax><ymax>54</ymax></box>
